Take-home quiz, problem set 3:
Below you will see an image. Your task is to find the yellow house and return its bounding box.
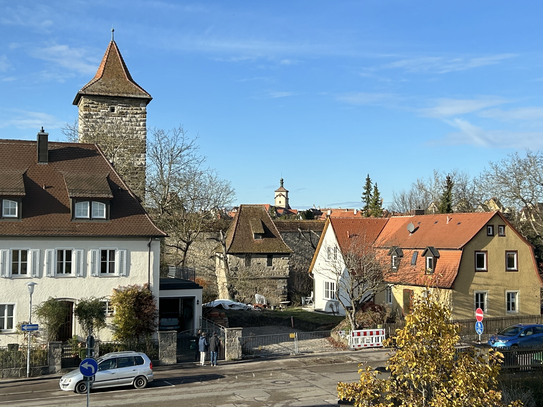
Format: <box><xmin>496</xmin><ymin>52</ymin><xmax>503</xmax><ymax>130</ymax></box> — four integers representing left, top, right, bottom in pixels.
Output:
<box><xmin>373</xmin><ymin>212</ymin><xmax>542</xmax><ymax>319</ymax></box>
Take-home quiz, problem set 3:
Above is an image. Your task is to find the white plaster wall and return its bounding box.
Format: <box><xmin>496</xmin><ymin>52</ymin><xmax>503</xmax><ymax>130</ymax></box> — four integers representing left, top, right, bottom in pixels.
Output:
<box><xmin>0</xmin><ymin>237</ymin><xmax>160</xmax><ymax>344</ymax></box>
<box><xmin>311</xmin><ymin>226</ymin><xmax>347</xmax><ymax>316</ymax></box>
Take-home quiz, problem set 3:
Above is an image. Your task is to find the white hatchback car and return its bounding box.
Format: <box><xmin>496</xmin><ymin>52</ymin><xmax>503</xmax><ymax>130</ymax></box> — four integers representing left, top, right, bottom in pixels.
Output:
<box><xmin>59</xmin><ymin>351</ymin><xmax>154</xmax><ymax>394</ymax></box>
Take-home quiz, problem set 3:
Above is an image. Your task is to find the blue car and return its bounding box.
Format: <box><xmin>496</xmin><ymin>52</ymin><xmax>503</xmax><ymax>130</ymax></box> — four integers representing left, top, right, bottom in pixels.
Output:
<box><xmin>488</xmin><ymin>324</ymin><xmax>543</xmax><ymax>348</ymax></box>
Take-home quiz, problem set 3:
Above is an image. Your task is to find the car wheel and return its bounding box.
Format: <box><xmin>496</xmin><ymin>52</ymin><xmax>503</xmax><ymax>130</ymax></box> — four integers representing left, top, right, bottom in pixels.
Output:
<box><xmin>133</xmin><ymin>375</ymin><xmax>148</xmax><ymax>389</ymax></box>
<box><xmin>75</xmin><ymin>381</ymin><xmax>88</xmax><ymax>394</ymax></box>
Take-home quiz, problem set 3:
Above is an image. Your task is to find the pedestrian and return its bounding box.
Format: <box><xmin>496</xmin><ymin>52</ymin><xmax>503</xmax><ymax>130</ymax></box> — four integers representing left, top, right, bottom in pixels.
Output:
<box><xmin>209</xmin><ymin>332</ymin><xmax>221</xmax><ymax>366</ymax></box>
<box><xmin>198</xmin><ymin>332</ymin><xmax>209</xmax><ymax>366</ymax></box>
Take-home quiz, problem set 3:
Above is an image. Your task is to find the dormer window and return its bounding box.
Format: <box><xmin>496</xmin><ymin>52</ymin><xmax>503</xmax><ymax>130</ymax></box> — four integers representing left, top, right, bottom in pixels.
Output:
<box><xmin>74</xmin><ymin>200</ymin><xmax>108</xmax><ymax>220</ymax></box>
<box><xmin>422</xmin><ymin>246</ymin><xmax>440</xmax><ymax>274</ymax></box>
<box><xmin>389</xmin><ymin>246</ymin><xmax>403</xmax><ymax>271</ymax></box>
<box><xmin>2</xmin><ymin>199</ymin><xmax>18</xmax><ymax>218</ymax></box>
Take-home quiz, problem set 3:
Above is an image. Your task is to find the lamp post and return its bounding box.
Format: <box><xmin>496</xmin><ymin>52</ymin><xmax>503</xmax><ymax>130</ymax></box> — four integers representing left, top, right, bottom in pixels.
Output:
<box><xmin>26</xmin><ymin>282</ymin><xmax>37</xmax><ymax>378</ymax></box>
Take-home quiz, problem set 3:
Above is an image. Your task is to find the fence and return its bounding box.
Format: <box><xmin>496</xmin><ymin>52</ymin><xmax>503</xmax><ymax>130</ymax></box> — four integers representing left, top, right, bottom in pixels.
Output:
<box><xmin>241</xmin><ymin>331</ymin><xmax>333</xmax><ymax>356</ymax></box>
<box><xmin>498</xmin><ymin>346</ymin><xmax>543</xmax><ymax>372</ymax></box>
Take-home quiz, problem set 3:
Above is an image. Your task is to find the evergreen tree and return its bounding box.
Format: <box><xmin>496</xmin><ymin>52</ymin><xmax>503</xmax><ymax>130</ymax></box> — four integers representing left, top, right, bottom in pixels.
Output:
<box><xmin>362</xmin><ymin>174</ymin><xmax>373</xmax><ymax>216</ymax></box>
<box><xmin>369</xmin><ymin>183</ymin><xmax>383</xmax><ymax>217</ymax></box>
<box><xmin>439</xmin><ymin>174</ymin><xmax>454</xmax><ymax>214</ymax></box>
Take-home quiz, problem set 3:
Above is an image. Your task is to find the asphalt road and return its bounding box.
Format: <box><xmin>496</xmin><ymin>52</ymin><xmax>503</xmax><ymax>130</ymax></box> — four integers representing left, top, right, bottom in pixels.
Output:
<box><xmin>0</xmin><ymin>349</ymin><xmax>390</xmax><ymax>407</ymax></box>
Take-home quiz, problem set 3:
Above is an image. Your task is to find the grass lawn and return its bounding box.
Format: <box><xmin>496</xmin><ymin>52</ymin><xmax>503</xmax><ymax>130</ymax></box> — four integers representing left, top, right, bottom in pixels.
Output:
<box><xmin>210</xmin><ymin>306</ymin><xmax>345</xmax><ymax>331</ymax></box>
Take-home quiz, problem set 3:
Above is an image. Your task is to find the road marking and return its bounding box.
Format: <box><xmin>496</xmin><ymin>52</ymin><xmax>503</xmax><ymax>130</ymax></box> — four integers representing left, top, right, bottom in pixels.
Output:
<box><xmin>162</xmin><ymin>380</ymin><xmax>175</xmax><ymax>387</ymax></box>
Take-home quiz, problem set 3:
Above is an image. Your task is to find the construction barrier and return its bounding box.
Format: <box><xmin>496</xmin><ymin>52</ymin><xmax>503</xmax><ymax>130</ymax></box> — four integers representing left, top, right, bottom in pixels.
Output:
<box><xmin>349</xmin><ymin>329</ymin><xmax>385</xmax><ymax>349</ymax></box>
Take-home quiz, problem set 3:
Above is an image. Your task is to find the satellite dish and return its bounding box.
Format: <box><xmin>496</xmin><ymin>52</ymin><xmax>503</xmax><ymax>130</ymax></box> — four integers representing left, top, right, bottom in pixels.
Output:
<box><xmin>407</xmin><ymin>222</ymin><xmax>415</xmax><ymax>233</ymax></box>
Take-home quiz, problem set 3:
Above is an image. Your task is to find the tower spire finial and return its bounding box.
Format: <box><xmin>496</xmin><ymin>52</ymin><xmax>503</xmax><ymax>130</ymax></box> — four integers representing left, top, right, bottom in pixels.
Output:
<box><xmin>111</xmin><ymin>27</ymin><xmax>115</xmax><ymax>41</ymax></box>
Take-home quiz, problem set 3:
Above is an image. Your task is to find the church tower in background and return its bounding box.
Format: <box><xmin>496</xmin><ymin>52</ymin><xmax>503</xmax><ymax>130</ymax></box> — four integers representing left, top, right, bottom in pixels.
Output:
<box><xmin>274</xmin><ymin>178</ymin><xmax>290</xmax><ymax>209</ymax></box>
<box><xmin>73</xmin><ymin>31</ymin><xmax>152</xmax><ymax>200</ymax></box>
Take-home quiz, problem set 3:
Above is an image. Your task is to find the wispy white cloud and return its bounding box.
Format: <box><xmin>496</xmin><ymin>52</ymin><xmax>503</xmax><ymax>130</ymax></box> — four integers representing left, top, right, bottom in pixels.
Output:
<box><xmin>384</xmin><ymin>54</ymin><xmax>516</xmax><ymax>74</ymax></box>
<box><xmin>30</xmin><ymin>43</ymin><xmax>98</xmax><ymax>76</ymax></box>
<box><xmin>0</xmin><ymin>5</ymin><xmax>54</xmax><ymax>30</ymax></box>
<box><xmin>0</xmin><ymin>55</ymin><xmax>9</xmax><ymax>72</ymax></box>
<box><xmin>434</xmin><ymin>118</ymin><xmax>543</xmax><ymax>149</ymax></box>
<box><xmin>0</xmin><ymin>110</ymin><xmax>63</xmax><ymax>131</ymax></box>
<box><xmin>479</xmin><ymin>107</ymin><xmax>543</xmax><ymax>121</ymax></box>
<box><xmin>336</xmin><ymin>92</ymin><xmax>400</xmax><ymax>107</ymax></box>
<box><xmin>261</xmin><ymin>90</ymin><xmax>299</xmax><ymax>99</ymax></box>
<box><xmin>420</xmin><ymin>97</ymin><xmax>508</xmax><ymax>118</ymax></box>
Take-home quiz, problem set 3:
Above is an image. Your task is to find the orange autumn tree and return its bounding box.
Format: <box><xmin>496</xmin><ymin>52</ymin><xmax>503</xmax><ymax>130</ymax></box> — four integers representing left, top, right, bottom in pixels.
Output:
<box><xmin>337</xmin><ymin>290</ymin><xmax>522</xmax><ymax>407</ymax></box>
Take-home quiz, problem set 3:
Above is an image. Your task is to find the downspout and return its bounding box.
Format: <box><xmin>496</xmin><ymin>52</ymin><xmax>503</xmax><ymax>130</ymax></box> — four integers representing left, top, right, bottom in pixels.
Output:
<box><xmin>147</xmin><ymin>237</ymin><xmax>152</xmax><ymax>288</ymax></box>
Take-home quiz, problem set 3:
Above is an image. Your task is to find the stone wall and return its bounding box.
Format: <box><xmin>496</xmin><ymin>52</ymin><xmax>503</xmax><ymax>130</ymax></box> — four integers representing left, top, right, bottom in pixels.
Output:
<box><xmin>77</xmin><ymin>95</ymin><xmax>147</xmax><ymax>199</ymax></box>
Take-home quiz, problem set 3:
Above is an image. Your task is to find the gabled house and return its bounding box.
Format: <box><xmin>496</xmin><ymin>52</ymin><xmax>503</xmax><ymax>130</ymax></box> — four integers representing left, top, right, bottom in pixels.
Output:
<box><xmin>374</xmin><ymin>212</ymin><xmax>542</xmax><ymax>319</ymax></box>
<box><xmin>308</xmin><ymin>217</ymin><xmax>388</xmax><ymax>316</ymax></box>
<box><xmin>0</xmin><ymin>133</ymin><xmax>166</xmax><ymax>344</ymax></box>
<box><xmin>215</xmin><ymin>204</ymin><xmax>292</xmax><ymax>305</ymax></box>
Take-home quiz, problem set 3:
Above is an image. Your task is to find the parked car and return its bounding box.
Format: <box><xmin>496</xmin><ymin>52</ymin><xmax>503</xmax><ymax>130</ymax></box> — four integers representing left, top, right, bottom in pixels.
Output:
<box><xmin>488</xmin><ymin>324</ymin><xmax>543</xmax><ymax>348</ymax></box>
<box><xmin>59</xmin><ymin>351</ymin><xmax>153</xmax><ymax>394</ymax></box>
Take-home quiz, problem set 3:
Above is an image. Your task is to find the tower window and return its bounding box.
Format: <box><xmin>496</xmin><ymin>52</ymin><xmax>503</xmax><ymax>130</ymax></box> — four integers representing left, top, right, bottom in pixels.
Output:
<box><xmin>109</xmin><ymin>106</ymin><xmax>115</xmax><ymax>113</ymax></box>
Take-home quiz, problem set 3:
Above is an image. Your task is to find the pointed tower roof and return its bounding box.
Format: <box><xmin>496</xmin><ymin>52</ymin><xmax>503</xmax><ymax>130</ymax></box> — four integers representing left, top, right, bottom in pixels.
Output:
<box><xmin>73</xmin><ymin>40</ymin><xmax>152</xmax><ymax>105</ymax></box>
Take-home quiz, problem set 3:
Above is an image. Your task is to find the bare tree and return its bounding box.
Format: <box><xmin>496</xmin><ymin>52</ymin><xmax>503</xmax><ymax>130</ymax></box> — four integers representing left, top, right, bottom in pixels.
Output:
<box><xmin>146</xmin><ymin>127</ymin><xmax>235</xmax><ymax>268</ymax></box>
<box><xmin>324</xmin><ymin>233</ymin><xmax>389</xmax><ymax>331</ymax></box>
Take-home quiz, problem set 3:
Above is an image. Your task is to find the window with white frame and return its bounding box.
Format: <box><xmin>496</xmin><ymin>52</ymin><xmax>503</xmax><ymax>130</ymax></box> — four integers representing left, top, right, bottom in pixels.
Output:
<box><xmin>74</xmin><ymin>200</ymin><xmax>108</xmax><ymax>219</ymax></box>
<box><xmin>385</xmin><ymin>286</ymin><xmax>393</xmax><ymax>305</ymax></box>
<box><xmin>506</xmin><ymin>251</ymin><xmax>518</xmax><ymax>271</ymax></box>
<box><xmin>2</xmin><ymin>199</ymin><xmax>18</xmax><ymax>218</ymax></box>
<box><xmin>324</xmin><ymin>281</ymin><xmax>336</xmax><ymax>300</ymax></box>
<box><xmin>11</xmin><ymin>249</ymin><xmax>28</xmax><ymax>275</ymax></box>
<box><xmin>506</xmin><ymin>291</ymin><xmax>519</xmax><ymax>313</ymax></box>
<box><xmin>90</xmin><ymin>248</ymin><xmax>127</xmax><ymax>277</ymax></box>
<box><xmin>0</xmin><ymin>304</ymin><xmax>14</xmax><ymax>330</ymax></box>
<box><xmin>100</xmin><ymin>299</ymin><xmax>114</xmax><ymax>316</ymax></box>
<box><xmin>474</xmin><ymin>291</ymin><xmax>487</xmax><ymax>312</ymax></box>
<box><xmin>487</xmin><ymin>225</ymin><xmax>494</xmax><ymax>236</ymax></box>
<box><xmin>498</xmin><ymin>225</ymin><xmax>506</xmax><ymax>236</ymax></box>
<box><xmin>475</xmin><ymin>251</ymin><xmax>487</xmax><ymax>271</ymax></box>
<box><xmin>426</xmin><ymin>256</ymin><xmax>434</xmax><ymax>273</ymax></box>
<box><xmin>56</xmin><ymin>249</ymin><xmax>72</xmax><ymax>275</ymax></box>
<box><xmin>392</xmin><ymin>255</ymin><xmax>400</xmax><ymax>270</ymax></box>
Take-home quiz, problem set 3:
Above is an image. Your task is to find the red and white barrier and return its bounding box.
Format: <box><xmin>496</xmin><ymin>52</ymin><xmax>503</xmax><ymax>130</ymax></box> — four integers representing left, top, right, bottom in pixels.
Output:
<box><xmin>349</xmin><ymin>329</ymin><xmax>385</xmax><ymax>349</ymax></box>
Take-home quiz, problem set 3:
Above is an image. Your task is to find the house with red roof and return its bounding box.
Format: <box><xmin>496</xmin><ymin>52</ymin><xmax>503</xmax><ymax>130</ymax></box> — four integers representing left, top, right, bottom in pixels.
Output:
<box><xmin>0</xmin><ymin>132</ymin><xmax>167</xmax><ymax>345</ymax></box>
<box><xmin>309</xmin><ymin>212</ymin><xmax>542</xmax><ymax>319</ymax></box>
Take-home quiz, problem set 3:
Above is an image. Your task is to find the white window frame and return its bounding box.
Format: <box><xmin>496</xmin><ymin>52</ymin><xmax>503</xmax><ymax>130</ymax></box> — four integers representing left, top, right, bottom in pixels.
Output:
<box><xmin>0</xmin><ymin>249</ymin><xmax>39</xmax><ymax>278</ymax></box>
<box><xmin>474</xmin><ymin>291</ymin><xmax>488</xmax><ymax>312</ymax></box>
<box><xmin>75</xmin><ymin>201</ymin><xmax>90</xmax><ymax>218</ymax></box>
<box><xmin>100</xmin><ymin>299</ymin><xmax>114</xmax><ymax>316</ymax></box>
<box><xmin>0</xmin><ymin>303</ymin><xmax>15</xmax><ymax>331</ymax></box>
<box><xmin>385</xmin><ymin>285</ymin><xmax>393</xmax><ymax>305</ymax></box>
<box><xmin>90</xmin><ymin>248</ymin><xmax>127</xmax><ymax>277</ymax></box>
<box><xmin>475</xmin><ymin>251</ymin><xmax>487</xmax><ymax>271</ymax></box>
<box><xmin>392</xmin><ymin>255</ymin><xmax>399</xmax><ymax>270</ymax></box>
<box><xmin>92</xmin><ymin>201</ymin><xmax>106</xmax><ymax>219</ymax></box>
<box><xmin>506</xmin><ymin>291</ymin><xmax>519</xmax><ymax>313</ymax></box>
<box><xmin>426</xmin><ymin>256</ymin><xmax>433</xmax><ymax>271</ymax></box>
<box><xmin>324</xmin><ymin>281</ymin><xmax>336</xmax><ymax>300</ymax></box>
<box><xmin>506</xmin><ymin>251</ymin><xmax>518</xmax><ymax>271</ymax></box>
<box><xmin>2</xmin><ymin>199</ymin><xmax>18</xmax><ymax>218</ymax></box>
<box><xmin>45</xmin><ymin>248</ymin><xmax>84</xmax><ymax>277</ymax></box>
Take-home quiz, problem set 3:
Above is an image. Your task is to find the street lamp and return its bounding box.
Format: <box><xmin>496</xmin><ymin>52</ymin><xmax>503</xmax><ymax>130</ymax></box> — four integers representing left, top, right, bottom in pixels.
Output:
<box><xmin>26</xmin><ymin>282</ymin><xmax>37</xmax><ymax>378</ymax></box>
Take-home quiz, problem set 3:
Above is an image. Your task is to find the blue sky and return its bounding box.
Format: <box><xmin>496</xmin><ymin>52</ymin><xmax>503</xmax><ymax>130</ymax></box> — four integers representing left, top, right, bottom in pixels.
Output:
<box><xmin>1</xmin><ymin>1</ymin><xmax>542</xmax><ymax>209</ymax></box>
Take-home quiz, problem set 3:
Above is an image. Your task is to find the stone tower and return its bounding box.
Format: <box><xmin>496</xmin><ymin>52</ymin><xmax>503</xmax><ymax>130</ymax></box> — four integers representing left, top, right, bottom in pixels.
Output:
<box><xmin>274</xmin><ymin>178</ymin><xmax>290</xmax><ymax>209</ymax></box>
<box><xmin>73</xmin><ymin>34</ymin><xmax>152</xmax><ymax>200</ymax></box>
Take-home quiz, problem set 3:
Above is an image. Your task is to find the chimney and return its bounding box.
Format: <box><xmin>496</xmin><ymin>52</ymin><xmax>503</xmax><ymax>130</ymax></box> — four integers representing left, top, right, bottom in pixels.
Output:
<box><xmin>412</xmin><ymin>208</ymin><xmax>425</xmax><ymax>216</ymax></box>
<box><xmin>37</xmin><ymin>127</ymin><xmax>49</xmax><ymax>163</ymax></box>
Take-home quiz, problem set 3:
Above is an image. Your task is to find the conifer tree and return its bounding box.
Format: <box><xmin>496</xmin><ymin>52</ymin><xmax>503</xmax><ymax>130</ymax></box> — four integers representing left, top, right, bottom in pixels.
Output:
<box><xmin>362</xmin><ymin>175</ymin><xmax>373</xmax><ymax>217</ymax></box>
<box><xmin>370</xmin><ymin>183</ymin><xmax>383</xmax><ymax>217</ymax></box>
<box><xmin>439</xmin><ymin>174</ymin><xmax>454</xmax><ymax>214</ymax></box>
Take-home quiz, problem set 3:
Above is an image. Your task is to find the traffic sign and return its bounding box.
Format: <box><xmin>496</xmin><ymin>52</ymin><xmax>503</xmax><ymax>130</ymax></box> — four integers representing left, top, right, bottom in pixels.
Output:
<box><xmin>475</xmin><ymin>321</ymin><xmax>484</xmax><ymax>335</ymax></box>
<box><xmin>21</xmin><ymin>324</ymin><xmax>38</xmax><ymax>331</ymax></box>
<box><xmin>79</xmin><ymin>358</ymin><xmax>98</xmax><ymax>377</ymax></box>
<box><xmin>475</xmin><ymin>308</ymin><xmax>484</xmax><ymax>322</ymax></box>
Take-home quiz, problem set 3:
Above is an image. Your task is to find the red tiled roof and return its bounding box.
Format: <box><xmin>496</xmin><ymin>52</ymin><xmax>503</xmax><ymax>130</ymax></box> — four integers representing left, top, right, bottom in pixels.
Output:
<box><xmin>0</xmin><ymin>139</ymin><xmax>165</xmax><ymax>237</ymax></box>
<box><xmin>73</xmin><ymin>41</ymin><xmax>152</xmax><ymax>105</ymax></box>
<box><xmin>331</xmin><ymin>218</ymin><xmax>389</xmax><ymax>254</ymax></box>
<box><xmin>375</xmin><ymin>212</ymin><xmax>497</xmax><ymax>249</ymax></box>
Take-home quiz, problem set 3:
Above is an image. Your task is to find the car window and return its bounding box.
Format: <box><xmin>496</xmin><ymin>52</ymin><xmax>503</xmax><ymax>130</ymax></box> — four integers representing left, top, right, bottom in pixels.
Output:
<box><xmin>134</xmin><ymin>356</ymin><xmax>144</xmax><ymax>366</ymax></box>
<box><xmin>534</xmin><ymin>327</ymin><xmax>543</xmax><ymax>334</ymax></box>
<box><xmin>117</xmin><ymin>357</ymin><xmax>135</xmax><ymax>368</ymax></box>
<box><xmin>498</xmin><ymin>326</ymin><xmax>522</xmax><ymax>336</ymax></box>
<box><xmin>98</xmin><ymin>358</ymin><xmax>117</xmax><ymax>371</ymax></box>
<box><xmin>521</xmin><ymin>328</ymin><xmax>534</xmax><ymax>336</ymax></box>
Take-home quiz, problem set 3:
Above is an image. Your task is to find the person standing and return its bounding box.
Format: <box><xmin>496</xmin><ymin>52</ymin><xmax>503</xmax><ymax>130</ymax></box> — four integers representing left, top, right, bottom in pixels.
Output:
<box><xmin>209</xmin><ymin>332</ymin><xmax>221</xmax><ymax>366</ymax></box>
<box><xmin>198</xmin><ymin>332</ymin><xmax>209</xmax><ymax>366</ymax></box>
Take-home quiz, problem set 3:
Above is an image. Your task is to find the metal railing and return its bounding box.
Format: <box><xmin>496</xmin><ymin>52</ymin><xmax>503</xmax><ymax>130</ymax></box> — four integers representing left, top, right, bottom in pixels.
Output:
<box><xmin>241</xmin><ymin>331</ymin><xmax>333</xmax><ymax>356</ymax></box>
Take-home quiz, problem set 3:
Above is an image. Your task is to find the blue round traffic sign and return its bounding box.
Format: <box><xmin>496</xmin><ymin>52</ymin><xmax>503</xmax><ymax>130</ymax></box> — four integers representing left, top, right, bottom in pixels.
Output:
<box><xmin>79</xmin><ymin>358</ymin><xmax>98</xmax><ymax>377</ymax></box>
<box><xmin>475</xmin><ymin>321</ymin><xmax>484</xmax><ymax>335</ymax></box>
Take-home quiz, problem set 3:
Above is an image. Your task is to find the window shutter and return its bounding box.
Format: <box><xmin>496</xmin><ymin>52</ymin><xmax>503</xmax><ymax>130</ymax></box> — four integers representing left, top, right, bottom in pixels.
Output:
<box><xmin>29</xmin><ymin>249</ymin><xmax>40</xmax><ymax>277</ymax></box>
<box><xmin>90</xmin><ymin>249</ymin><xmax>100</xmax><ymax>277</ymax></box>
<box><xmin>45</xmin><ymin>249</ymin><xmax>54</xmax><ymax>277</ymax></box>
<box><xmin>117</xmin><ymin>249</ymin><xmax>127</xmax><ymax>276</ymax></box>
<box><xmin>0</xmin><ymin>249</ymin><xmax>9</xmax><ymax>278</ymax></box>
<box><xmin>74</xmin><ymin>249</ymin><xmax>84</xmax><ymax>277</ymax></box>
